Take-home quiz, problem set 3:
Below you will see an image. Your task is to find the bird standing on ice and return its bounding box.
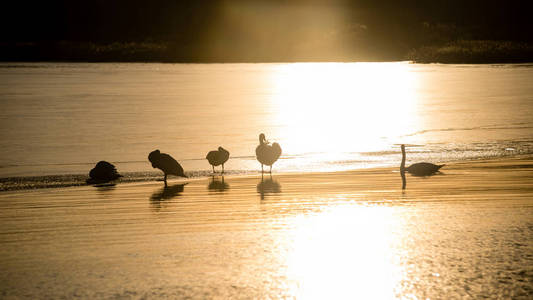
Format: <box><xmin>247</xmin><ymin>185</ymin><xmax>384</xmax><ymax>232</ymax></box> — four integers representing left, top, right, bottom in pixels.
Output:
<box><xmin>148</xmin><ymin>149</ymin><xmax>187</xmax><ymax>186</ymax></box>
<box><xmin>255</xmin><ymin>133</ymin><xmax>282</xmax><ymax>173</ymax></box>
<box><xmin>206</xmin><ymin>146</ymin><xmax>230</xmax><ymax>173</ymax></box>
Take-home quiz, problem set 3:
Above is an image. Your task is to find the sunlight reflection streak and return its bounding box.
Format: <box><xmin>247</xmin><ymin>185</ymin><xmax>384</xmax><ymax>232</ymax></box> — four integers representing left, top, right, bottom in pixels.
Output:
<box><xmin>283</xmin><ymin>204</ymin><xmax>402</xmax><ymax>299</ymax></box>
<box><xmin>270</xmin><ymin>62</ymin><xmax>420</xmax><ymax>163</ymax></box>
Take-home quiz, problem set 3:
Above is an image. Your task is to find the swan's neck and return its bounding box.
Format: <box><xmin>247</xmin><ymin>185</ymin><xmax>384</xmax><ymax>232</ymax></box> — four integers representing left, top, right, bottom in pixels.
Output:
<box><xmin>400</xmin><ymin>146</ymin><xmax>406</xmax><ymax>171</ymax></box>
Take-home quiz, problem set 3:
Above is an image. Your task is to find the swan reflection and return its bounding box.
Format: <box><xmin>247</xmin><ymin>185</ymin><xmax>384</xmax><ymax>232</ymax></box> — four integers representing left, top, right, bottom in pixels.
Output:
<box><xmin>208</xmin><ymin>176</ymin><xmax>229</xmax><ymax>192</ymax></box>
<box><xmin>150</xmin><ymin>183</ymin><xmax>187</xmax><ymax>202</ymax></box>
<box><xmin>94</xmin><ymin>183</ymin><xmax>116</xmax><ymax>191</ymax></box>
<box><xmin>257</xmin><ymin>175</ymin><xmax>281</xmax><ymax>200</ymax></box>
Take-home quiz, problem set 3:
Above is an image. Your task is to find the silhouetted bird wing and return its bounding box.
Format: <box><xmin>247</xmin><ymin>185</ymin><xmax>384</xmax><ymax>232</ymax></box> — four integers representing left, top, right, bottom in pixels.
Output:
<box><xmin>272</xmin><ymin>143</ymin><xmax>282</xmax><ymax>160</ymax></box>
<box><xmin>406</xmin><ymin>162</ymin><xmax>443</xmax><ymax>176</ymax></box>
<box><xmin>256</xmin><ymin>144</ymin><xmax>269</xmax><ymax>165</ymax></box>
<box><xmin>88</xmin><ymin>161</ymin><xmax>121</xmax><ymax>182</ymax></box>
<box><xmin>256</xmin><ymin>143</ymin><xmax>281</xmax><ymax>166</ymax></box>
<box><xmin>206</xmin><ymin>151</ymin><xmax>220</xmax><ymax>166</ymax></box>
<box><xmin>159</xmin><ymin>153</ymin><xmax>185</xmax><ymax>176</ymax></box>
<box><xmin>219</xmin><ymin>148</ymin><xmax>230</xmax><ymax>164</ymax></box>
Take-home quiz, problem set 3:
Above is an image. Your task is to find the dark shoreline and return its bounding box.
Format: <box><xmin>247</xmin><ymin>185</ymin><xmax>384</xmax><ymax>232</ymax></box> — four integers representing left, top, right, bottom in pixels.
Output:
<box><xmin>2</xmin><ymin>40</ymin><xmax>533</xmax><ymax>64</ymax></box>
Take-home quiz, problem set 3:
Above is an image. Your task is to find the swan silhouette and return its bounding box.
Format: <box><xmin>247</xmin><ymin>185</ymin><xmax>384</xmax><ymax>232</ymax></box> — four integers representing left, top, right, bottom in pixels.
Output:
<box><xmin>401</xmin><ymin>145</ymin><xmax>444</xmax><ymax>176</ymax></box>
<box><xmin>206</xmin><ymin>146</ymin><xmax>230</xmax><ymax>173</ymax></box>
<box><xmin>256</xmin><ymin>133</ymin><xmax>282</xmax><ymax>173</ymax></box>
<box><xmin>257</xmin><ymin>176</ymin><xmax>281</xmax><ymax>200</ymax></box>
<box><xmin>86</xmin><ymin>161</ymin><xmax>122</xmax><ymax>184</ymax></box>
<box><xmin>148</xmin><ymin>149</ymin><xmax>187</xmax><ymax>186</ymax></box>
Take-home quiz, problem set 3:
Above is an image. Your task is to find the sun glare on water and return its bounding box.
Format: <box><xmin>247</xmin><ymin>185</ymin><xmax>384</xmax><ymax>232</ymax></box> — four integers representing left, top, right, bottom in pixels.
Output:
<box><xmin>263</xmin><ymin>64</ymin><xmax>418</xmax><ymax>296</ymax></box>
<box><xmin>270</xmin><ymin>62</ymin><xmax>420</xmax><ymax>156</ymax></box>
<box><xmin>282</xmin><ymin>204</ymin><xmax>403</xmax><ymax>299</ymax></box>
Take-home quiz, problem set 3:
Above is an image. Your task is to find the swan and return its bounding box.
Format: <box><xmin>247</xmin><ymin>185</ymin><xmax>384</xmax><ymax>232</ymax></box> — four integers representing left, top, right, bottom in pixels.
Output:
<box><xmin>86</xmin><ymin>161</ymin><xmax>122</xmax><ymax>184</ymax></box>
<box><xmin>148</xmin><ymin>149</ymin><xmax>187</xmax><ymax>185</ymax></box>
<box><xmin>206</xmin><ymin>146</ymin><xmax>230</xmax><ymax>173</ymax></box>
<box><xmin>401</xmin><ymin>144</ymin><xmax>444</xmax><ymax>176</ymax></box>
<box><xmin>256</xmin><ymin>133</ymin><xmax>282</xmax><ymax>173</ymax></box>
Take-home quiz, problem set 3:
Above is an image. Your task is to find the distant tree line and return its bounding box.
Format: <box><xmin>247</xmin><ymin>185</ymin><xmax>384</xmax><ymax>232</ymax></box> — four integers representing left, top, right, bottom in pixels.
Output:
<box><xmin>1</xmin><ymin>0</ymin><xmax>532</xmax><ymax>62</ymax></box>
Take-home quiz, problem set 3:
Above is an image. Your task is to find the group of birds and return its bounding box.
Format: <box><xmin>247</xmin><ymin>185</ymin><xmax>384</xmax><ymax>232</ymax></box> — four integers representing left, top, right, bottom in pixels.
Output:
<box><xmin>87</xmin><ymin>133</ymin><xmax>283</xmax><ymax>185</ymax></box>
<box><xmin>147</xmin><ymin>133</ymin><xmax>281</xmax><ymax>185</ymax></box>
<box><xmin>87</xmin><ymin>133</ymin><xmax>444</xmax><ymax>187</ymax></box>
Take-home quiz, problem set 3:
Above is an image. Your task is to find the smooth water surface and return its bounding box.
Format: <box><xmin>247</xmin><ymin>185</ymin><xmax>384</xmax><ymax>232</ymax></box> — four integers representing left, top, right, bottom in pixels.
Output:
<box><xmin>1</xmin><ymin>62</ymin><xmax>532</xmax><ymax>179</ymax></box>
<box><xmin>1</xmin><ymin>63</ymin><xmax>532</xmax><ymax>298</ymax></box>
<box><xmin>1</xmin><ymin>160</ymin><xmax>532</xmax><ymax>299</ymax></box>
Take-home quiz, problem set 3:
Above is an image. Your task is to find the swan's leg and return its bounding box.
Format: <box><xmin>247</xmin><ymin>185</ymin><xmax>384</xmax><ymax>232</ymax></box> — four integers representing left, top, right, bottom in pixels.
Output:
<box><xmin>401</xmin><ymin>169</ymin><xmax>406</xmax><ymax>190</ymax></box>
<box><xmin>261</xmin><ymin>164</ymin><xmax>264</xmax><ymax>173</ymax></box>
<box><xmin>269</xmin><ymin>165</ymin><xmax>272</xmax><ymax>174</ymax></box>
<box><xmin>222</xmin><ymin>164</ymin><xmax>225</xmax><ymax>174</ymax></box>
<box><xmin>212</xmin><ymin>165</ymin><xmax>215</xmax><ymax>173</ymax></box>
<box><xmin>164</xmin><ymin>174</ymin><xmax>168</xmax><ymax>187</ymax></box>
